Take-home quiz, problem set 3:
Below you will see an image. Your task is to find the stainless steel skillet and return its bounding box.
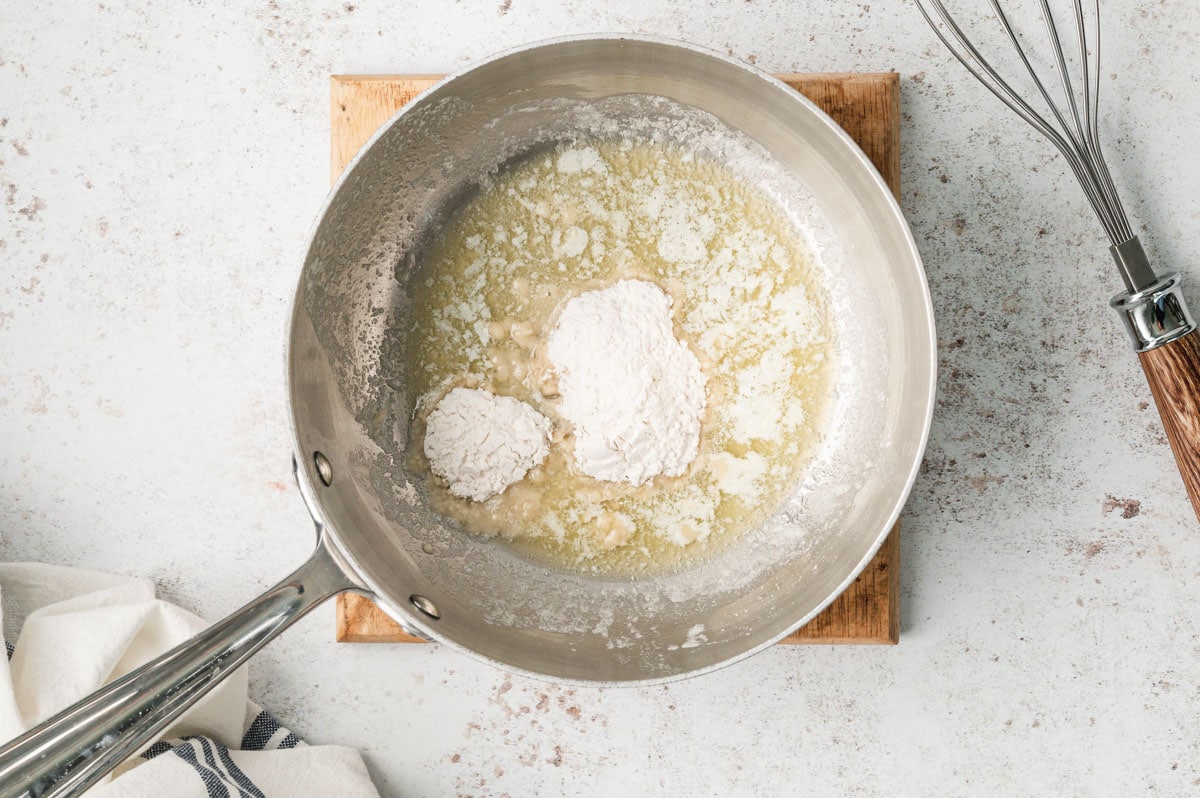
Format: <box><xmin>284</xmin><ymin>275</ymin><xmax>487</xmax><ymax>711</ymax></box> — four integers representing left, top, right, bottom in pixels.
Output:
<box><xmin>0</xmin><ymin>36</ymin><xmax>936</xmax><ymax>797</ymax></box>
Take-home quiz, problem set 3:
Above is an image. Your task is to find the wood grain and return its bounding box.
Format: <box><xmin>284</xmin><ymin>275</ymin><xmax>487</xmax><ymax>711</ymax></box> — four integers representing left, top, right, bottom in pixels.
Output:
<box><xmin>1140</xmin><ymin>329</ymin><xmax>1200</xmax><ymax>520</ymax></box>
<box><xmin>332</xmin><ymin>72</ymin><xmax>903</xmax><ymax>645</ymax></box>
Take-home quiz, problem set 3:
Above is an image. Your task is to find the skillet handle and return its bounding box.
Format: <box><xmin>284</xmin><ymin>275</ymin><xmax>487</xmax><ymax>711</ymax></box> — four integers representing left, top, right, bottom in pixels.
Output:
<box><xmin>0</xmin><ymin>533</ymin><xmax>359</xmax><ymax>798</ymax></box>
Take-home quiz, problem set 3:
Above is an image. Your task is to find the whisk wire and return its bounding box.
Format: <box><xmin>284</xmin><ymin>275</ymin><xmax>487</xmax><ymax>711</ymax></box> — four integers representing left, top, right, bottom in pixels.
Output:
<box><xmin>1068</xmin><ymin>0</ymin><xmax>1116</xmax><ymax>233</ymax></box>
<box><xmin>1075</xmin><ymin>0</ymin><xmax>1093</xmax><ymax>143</ymax></box>
<box><xmin>1045</xmin><ymin>0</ymin><xmax>1134</xmax><ymax>243</ymax></box>
<box><xmin>916</xmin><ymin>0</ymin><xmax>1111</xmax><ymax>240</ymax></box>
<box><xmin>916</xmin><ymin>0</ymin><xmax>1135</xmax><ymax>247</ymax></box>
<box><xmin>986</xmin><ymin>0</ymin><xmax>1123</xmax><ymax>241</ymax></box>
<box><xmin>995</xmin><ymin>0</ymin><xmax>1127</xmax><ymax>243</ymax></box>
<box><xmin>916</xmin><ymin>1</ymin><xmax>1073</xmax><ymax>159</ymax></box>
<box><xmin>1074</xmin><ymin>0</ymin><xmax>1135</xmax><ymax>243</ymax></box>
<box><xmin>1037</xmin><ymin>1</ymin><xmax>1088</xmax><ymax>147</ymax></box>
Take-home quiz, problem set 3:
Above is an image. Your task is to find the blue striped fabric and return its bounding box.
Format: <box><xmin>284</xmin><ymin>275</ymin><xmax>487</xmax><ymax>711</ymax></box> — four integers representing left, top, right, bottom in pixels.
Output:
<box><xmin>211</xmin><ymin>737</ymin><xmax>265</xmax><ymax>798</ymax></box>
<box><xmin>239</xmin><ymin>710</ymin><xmax>281</xmax><ymax>751</ymax></box>
<box><xmin>138</xmin><ymin>710</ymin><xmax>304</xmax><ymax>797</ymax></box>
<box><xmin>167</xmin><ymin>740</ymin><xmax>232</xmax><ymax>798</ymax></box>
<box><xmin>142</xmin><ymin>740</ymin><xmax>173</xmax><ymax>759</ymax></box>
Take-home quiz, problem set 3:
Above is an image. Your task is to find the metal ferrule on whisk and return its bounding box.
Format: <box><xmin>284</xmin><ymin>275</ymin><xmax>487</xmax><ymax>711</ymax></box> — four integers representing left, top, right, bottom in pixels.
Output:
<box><xmin>1109</xmin><ymin>237</ymin><xmax>1196</xmax><ymax>352</ymax></box>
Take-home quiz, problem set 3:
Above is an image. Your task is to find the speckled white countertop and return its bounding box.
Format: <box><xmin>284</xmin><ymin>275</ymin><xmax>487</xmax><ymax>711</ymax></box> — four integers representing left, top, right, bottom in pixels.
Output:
<box><xmin>4</xmin><ymin>1</ymin><xmax>1200</xmax><ymax>795</ymax></box>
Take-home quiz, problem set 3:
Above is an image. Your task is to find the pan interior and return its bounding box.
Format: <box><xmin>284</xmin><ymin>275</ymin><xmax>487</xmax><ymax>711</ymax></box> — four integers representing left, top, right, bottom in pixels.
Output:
<box><xmin>289</xmin><ymin>38</ymin><xmax>933</xmax><ymax>683</ymax></box>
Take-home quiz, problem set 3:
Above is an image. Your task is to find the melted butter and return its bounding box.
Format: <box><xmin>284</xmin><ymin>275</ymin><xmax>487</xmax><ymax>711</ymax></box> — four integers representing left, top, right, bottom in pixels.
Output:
<box><xmin>406</xmin><ymin>140</ymin><xmax>833</xmax><ymax>576</ymax></box>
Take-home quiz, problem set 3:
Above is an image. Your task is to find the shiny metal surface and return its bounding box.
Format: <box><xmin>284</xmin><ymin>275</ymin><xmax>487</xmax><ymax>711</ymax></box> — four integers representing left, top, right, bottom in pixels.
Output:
<box><xmin>0</xmin><ymin>36</ymin><xmax>937</xmax><ymax>794</ymax></box>
<box><xmin>1110</xmin><ymin>236</ymin><xmax>1158</xmax><ymax>296</ymax></box>
<box><xmin>410</xmin><ymin>594</ymin><xmax>441</xmax><ymax>619</ymax></box>
<box><xmin>0</xmin><ymin>531</ymin><xmax>360</xmax><ymax>798</ymax></box>
<box><xmin>1111</xmin><ymin>272</ymin><xmax>1197</xmax><ymax>352</ymax></box>
<box><xmin>287</xmin><ymin>35</ymin><xmax>935</xmax><ymax>683</ymax></box>
<box><xmin>313</xmin><ymin>449</ymin><xmax>334</xmax><ymax>486</ymax></box>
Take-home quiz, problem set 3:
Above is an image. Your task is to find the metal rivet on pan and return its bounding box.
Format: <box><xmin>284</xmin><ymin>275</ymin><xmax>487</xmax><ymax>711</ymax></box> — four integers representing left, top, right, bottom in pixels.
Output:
<box><xmin>410</xmin><ymin>594</ymin><xmax>440</xmax><ymax>620</ymax></box>
<box><xmin>313</xmin><ymin>451</ymin><xmax>333</xmax><ymax>486</ymax></box>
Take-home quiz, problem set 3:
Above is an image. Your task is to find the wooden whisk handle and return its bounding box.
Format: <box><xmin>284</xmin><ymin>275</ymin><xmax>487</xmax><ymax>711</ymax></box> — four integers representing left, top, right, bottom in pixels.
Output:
<box><xmin>1112</xmin><ymin>268</ymin><xmax>1200</xmax><ymax>521</ymax></box>
<box><xmin>1140</xmin><ymin>331</ymin><xmax>1200</xmax><ymax>519</ymax></box>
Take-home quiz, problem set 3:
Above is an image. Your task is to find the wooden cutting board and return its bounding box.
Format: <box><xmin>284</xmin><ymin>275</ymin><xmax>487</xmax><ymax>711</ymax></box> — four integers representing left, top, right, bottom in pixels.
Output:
<box><xmin>331</xmin><ymin>72</ymin><xmax>902</xmax><ymax>645</ymax></box>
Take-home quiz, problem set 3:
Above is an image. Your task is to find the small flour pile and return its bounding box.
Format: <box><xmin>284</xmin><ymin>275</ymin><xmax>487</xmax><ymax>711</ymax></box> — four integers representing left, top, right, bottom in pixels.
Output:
<box><xmin>547</xmin><ymin>279</ymin><xmax>707</xmax><ymax>485</ymax></box>
<box><xmin>423</xmin><ymin>387</ymin><xmax>551</xmax><ymax>501</ymax></box>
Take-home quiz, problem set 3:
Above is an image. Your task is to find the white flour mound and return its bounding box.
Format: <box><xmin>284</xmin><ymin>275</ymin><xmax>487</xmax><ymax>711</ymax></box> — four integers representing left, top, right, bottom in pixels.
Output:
<box><xmin>423</xmin><ymin>387</ymin><xmax>551</xmax><ymax>501</ymax></box>
<box><xmin>547</xmin><ymin>279</ymin><xmax>707</xmax><ymax>486</ymax></box>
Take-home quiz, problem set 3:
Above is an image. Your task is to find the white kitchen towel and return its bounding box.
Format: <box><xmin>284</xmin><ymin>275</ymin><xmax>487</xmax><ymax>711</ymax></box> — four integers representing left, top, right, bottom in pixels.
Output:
<box><xmin>0</xmin><ymin>562</ymin><xmax>380</xmax><ymax>798</ymax></box>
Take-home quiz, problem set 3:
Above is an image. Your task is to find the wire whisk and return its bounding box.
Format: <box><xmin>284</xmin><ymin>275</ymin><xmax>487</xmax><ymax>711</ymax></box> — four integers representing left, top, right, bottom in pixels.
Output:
<box><xmin>915</xmin><ymin>0</ymin><xmax>1154</xmax><ymax>291</ymax></box>
<box><xmin>917</xmin><ymin>0</ymin><xmax>1200</xmax><ymax>524</ymax></box>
